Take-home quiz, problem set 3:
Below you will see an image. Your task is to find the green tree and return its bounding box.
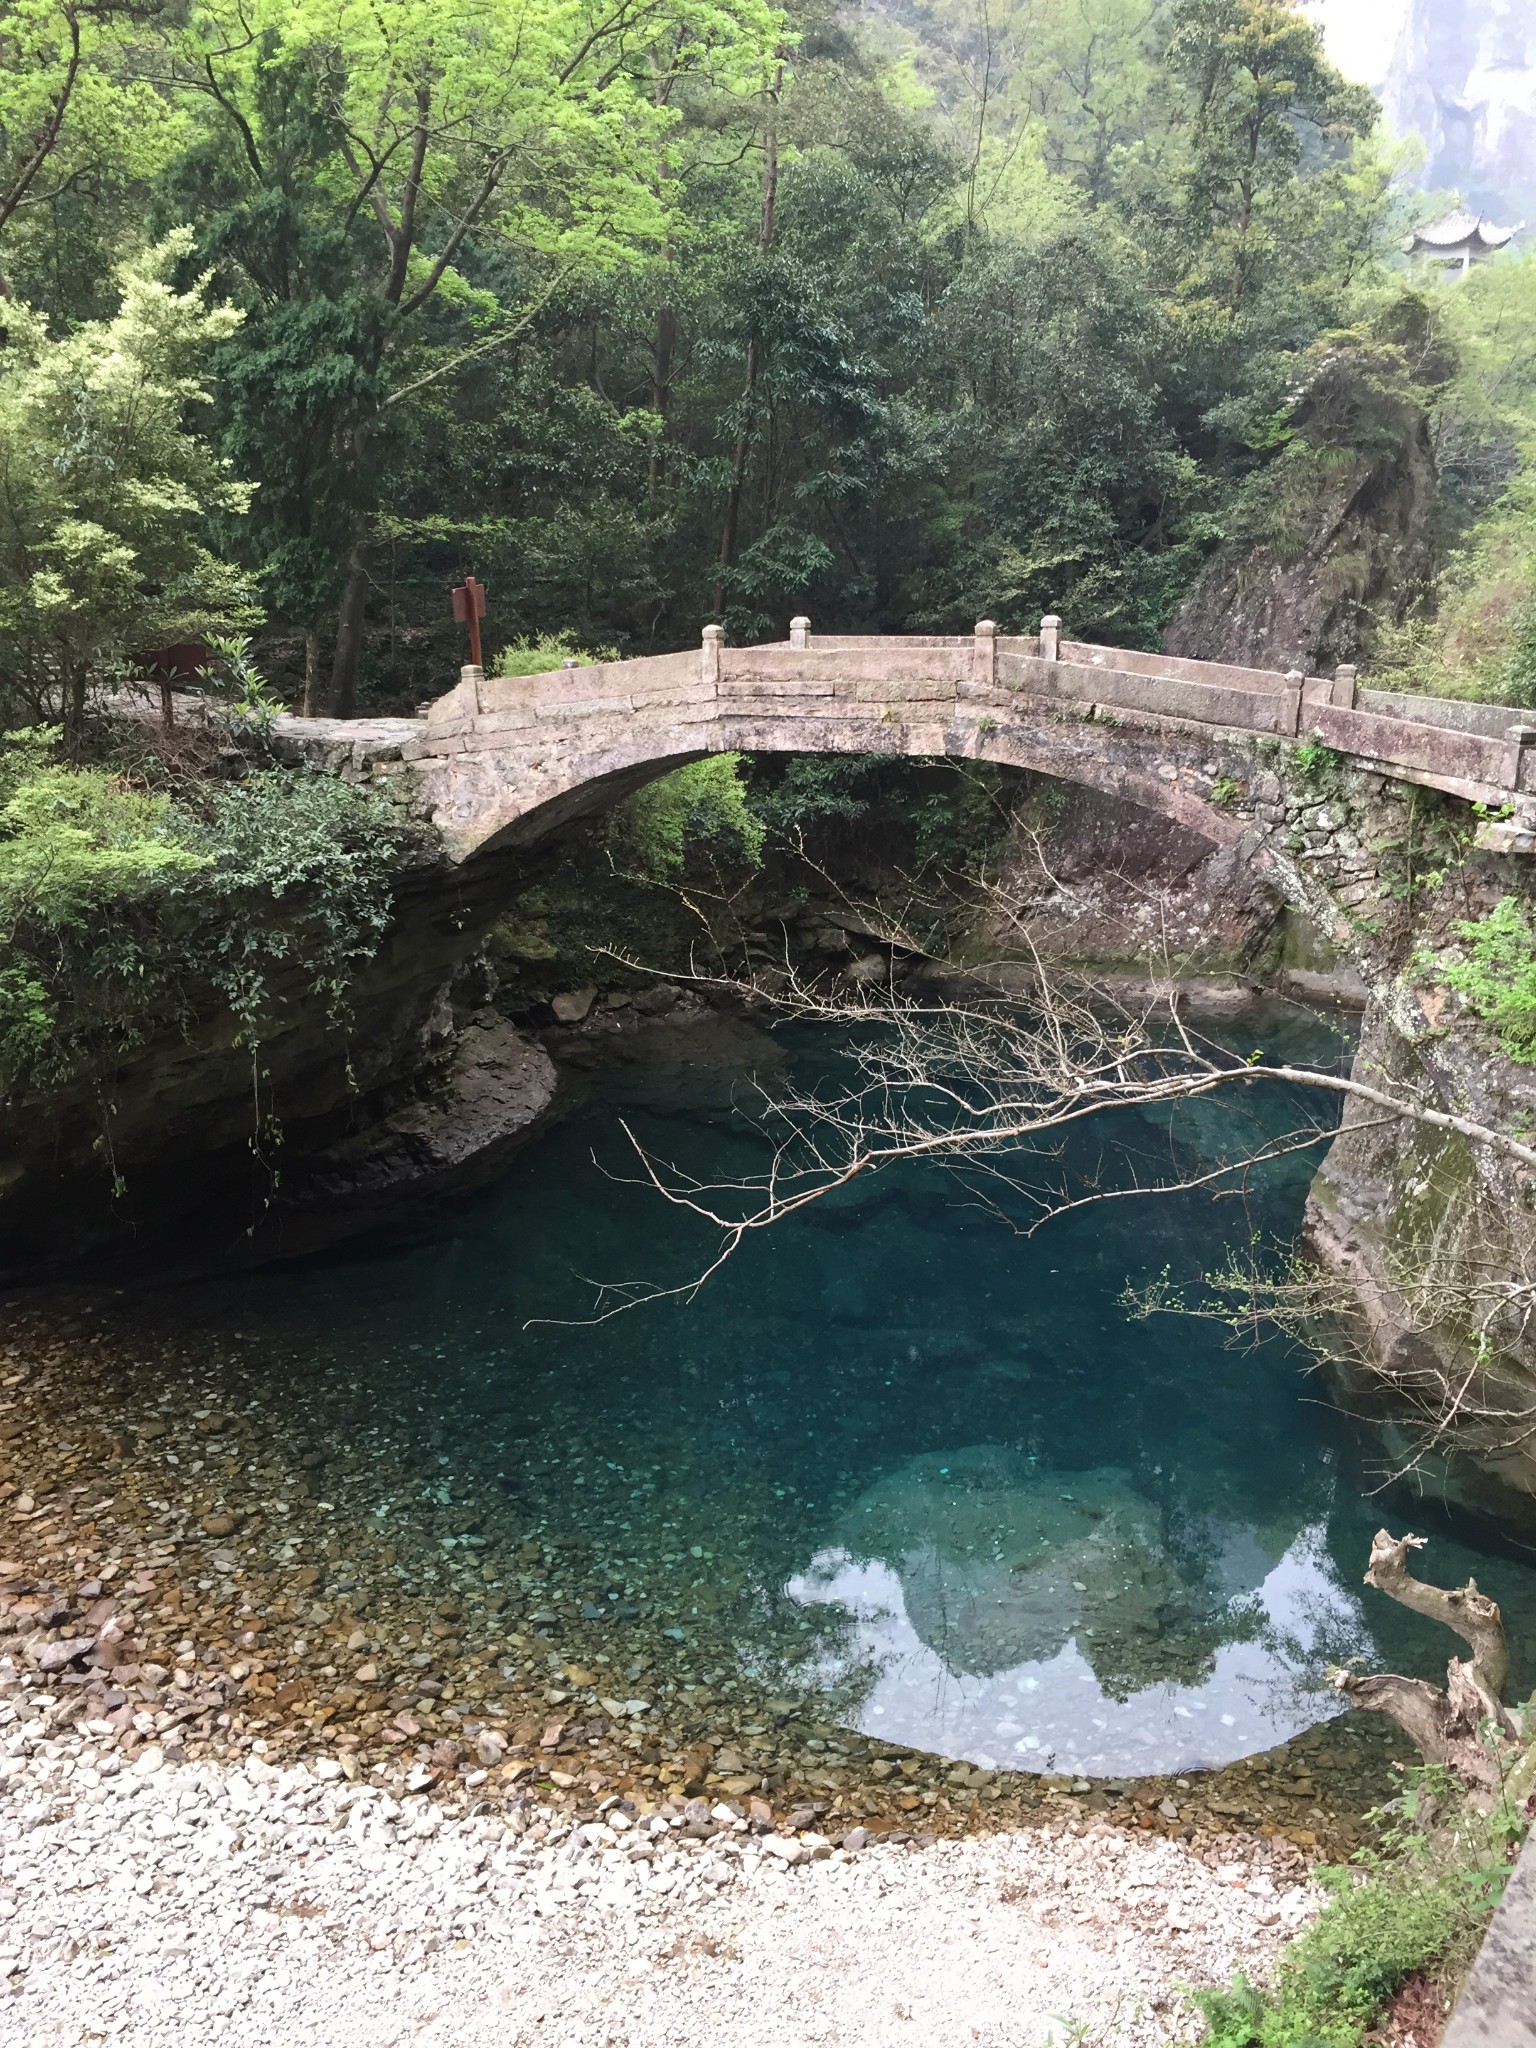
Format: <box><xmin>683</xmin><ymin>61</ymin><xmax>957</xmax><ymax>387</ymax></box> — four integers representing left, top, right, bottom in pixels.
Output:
<box><xmin>164</xmin><ymin>0</ymin><xmax>784</xmax><ymax>714</ymax></box>
<box><xmin>0</xmin><ymin>0</ymin><xmax>181</xmax><ymax>303</ymax></box>
<box><xmin>0</xmin><ymin>231</ymin><xmax>257</xmax><ymax>738</ymax></box>
<box><xmin>1164</xmin><ymin>0</ymin><xmax>1378</xmax><ymax>322</ymax></box>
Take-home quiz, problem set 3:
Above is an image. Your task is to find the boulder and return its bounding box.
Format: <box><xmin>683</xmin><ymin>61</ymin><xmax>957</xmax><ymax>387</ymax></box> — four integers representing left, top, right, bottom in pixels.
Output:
<box><xmin>551</xmin><ymin>987</ymin><xmax>597</xmax><ymax>1023</ymax></box>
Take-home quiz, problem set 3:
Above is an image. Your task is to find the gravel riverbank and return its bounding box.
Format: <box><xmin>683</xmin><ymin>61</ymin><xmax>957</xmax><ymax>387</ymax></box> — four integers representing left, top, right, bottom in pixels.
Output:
<box><xmin>0</xmin><ymin>1704</ymin><xmax>1321</xmax><ymax>2048</ymax></box>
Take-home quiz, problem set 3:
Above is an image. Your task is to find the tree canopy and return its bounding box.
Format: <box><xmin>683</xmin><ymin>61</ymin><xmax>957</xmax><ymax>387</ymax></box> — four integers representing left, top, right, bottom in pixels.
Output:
<box><xmin>0</xmin><ymin>0</ymin><xmax>1531</xmax><ymax>725</ymax></box>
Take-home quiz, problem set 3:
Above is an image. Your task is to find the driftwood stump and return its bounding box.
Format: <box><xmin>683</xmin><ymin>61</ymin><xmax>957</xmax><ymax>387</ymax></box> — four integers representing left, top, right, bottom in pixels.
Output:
<box><xmin>1330</xmin><ymin>1529</ymin><xmax>1521</xmax><ymax>1807</ymax></box>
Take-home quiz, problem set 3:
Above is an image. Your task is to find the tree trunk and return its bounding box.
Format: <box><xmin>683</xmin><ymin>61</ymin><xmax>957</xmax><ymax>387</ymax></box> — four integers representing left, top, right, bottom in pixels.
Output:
<box><xmin>1330</xmin><ymin>1529</ymin><xmax>1522</xmax><ymax>1808</ymax></box>
<box><xmin>648</xmin><ymin>301</ymin><xmax>676</xmax><ymax>501</ymax></box>
<box><xmin>713</xmin><ymin>61</ymin><xmax>782</xmax><ymax>617</ymax></box>
<box><xmin>325</xmin><ymin>537</ymin><xmax>371</xmax><ymax>718</ymax></box>
<box><xmin>714</xmin><ymin>337</ymin><xmax>760</xmax><ymax>617</ymax></box>
<box><xmin>1363</xmin><ymin>1529</ymin><xmax>1510</xmax><ymax>1699</ymax></box>
<box><xmin>1332</xmin><ymin>1662</ymin><xmax>1515</xmax><ymax>1805</ymax></box>
<box><xmin>63</xmin><ymin>668</ymin><xmax>87</xmax><ymax>752</ymax></box>
<box><xmin>301</xmin><ymin>627</ymin><xmax>321</xmax><ymax>719</ymax></box>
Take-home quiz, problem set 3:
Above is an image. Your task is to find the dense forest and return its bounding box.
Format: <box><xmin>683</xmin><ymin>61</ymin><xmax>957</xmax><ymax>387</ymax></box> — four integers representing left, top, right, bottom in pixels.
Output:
<box><xmin>1</xmin><ymin>0</ymin><xmax>1534</xmax><ymax>731</ymax></box>
<box><xmin>5</xmin><ymin>0</ymin><xmax>1536</xmax><ymax>1101</ymax></box>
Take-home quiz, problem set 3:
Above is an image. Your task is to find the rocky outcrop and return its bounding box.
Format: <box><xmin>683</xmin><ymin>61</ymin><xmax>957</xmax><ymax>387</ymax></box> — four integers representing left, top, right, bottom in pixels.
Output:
<box><xmin>0</xmin><ymin>846</ymin><xmax>542</xmax><ymax>1284</ymax></box>
<box><xmin>1306</xmin><ymin>1003</ymin><xmax>1536</xmax><ymax>1537</ymax></box>
<box><xmin>1165</xmin><ymin>322</ymin><xmax>1444</xmax><ymax>678</ymax></box>
<box><xmin>971</xmin><ymin>781</ymin><xmax>1290</xmax><ymax>995</ymax></box>
<box><xmin>263</xmin><ymin>1010</ymin><xmax>558</xmax><ymax>1256</ymax></box>
<box><xmin>1230</xmin><ymin>753</ymin><xmax>1536</xmax><ymax>1533</ymax></box>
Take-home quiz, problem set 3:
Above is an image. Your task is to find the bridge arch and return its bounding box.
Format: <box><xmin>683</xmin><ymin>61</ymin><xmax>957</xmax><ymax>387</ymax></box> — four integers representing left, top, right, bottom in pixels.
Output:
<box><xmin>373</xmin><ymin>622</ymin><xmax>1528</xmax><ymax>863</ymax></box>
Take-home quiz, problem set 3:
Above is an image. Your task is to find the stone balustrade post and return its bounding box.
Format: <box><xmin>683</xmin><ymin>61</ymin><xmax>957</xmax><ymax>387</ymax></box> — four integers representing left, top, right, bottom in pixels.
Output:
<box><xmin>789</xmin><ymin>615</ymin><xmax>810</xmax><ymax>650</ymax></box>
<box><xmin>974</xmin><ymin>619</ymin><xmax>997</xmax><ymax>688</ymax></box>
<box><xmin>1333</xmin><ymin>664</ymin><xmax>1358</xmax><ymax>708</ymax></box>
<box><xmin>1281</xmin><ymin>670</ymin><xmax>1305</xmax><ymax>737</ymax></box>
<box><xmin>702</xmin><ymin>622</ymin><xmax>723</xmax><ymax>691</ymax></box>
<box><xmin>459</xmin><ymin>662</ymin><xmax>485</xmax><ymax>714</ymax></box>
<box><xmin>1504</xmin><ymin>725</ymin><xmax>1536</xmax><ymax>793</ymax></box>
<box><xmin>560</xmin><ymin>657</ymin><xmax>579</xmax><ymax>670</ymax></box>
<box><xmin>1039</xmin><ymin>615</ymin><xmax>1061</xmax><ymax>662</ymax></box>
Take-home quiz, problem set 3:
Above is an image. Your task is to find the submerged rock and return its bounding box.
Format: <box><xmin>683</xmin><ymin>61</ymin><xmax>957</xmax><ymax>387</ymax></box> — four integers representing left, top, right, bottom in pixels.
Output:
<box><xmin>828</xmin><ymin>1449</ymin><xmax>1176</xmax><ymax>1680</ymax></box>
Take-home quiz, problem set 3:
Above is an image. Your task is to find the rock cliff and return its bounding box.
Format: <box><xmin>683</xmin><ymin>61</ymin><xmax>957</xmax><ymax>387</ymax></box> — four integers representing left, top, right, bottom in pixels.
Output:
<box><xmin>1306</xmin><ymin>1001</ymin><xmax>1536</xmax><ymax>1535</ymax></box>
<box><xmin>0</xmin><ymin>845</ymin><xmax>555</xmax><ymax>1284</ymax></box>
<box><xmin>1311</xmin><ymin>0</ymin><xmax>1535</xmax><ymax>224</ymax></box>
<box><xmin>1380</xmin><ymin>0</ymin><xmax>1535</xmax><ymax>225</ymax></box>
<box><xmin>1262</xmin><ymin>757</ymin><xmax>1536</xmax><ymax>1534</ymax></box>
<box><xmin>1165</xmin><ymin>319</ymin><xmax>1444</xmax><ymax>678</ymax></box>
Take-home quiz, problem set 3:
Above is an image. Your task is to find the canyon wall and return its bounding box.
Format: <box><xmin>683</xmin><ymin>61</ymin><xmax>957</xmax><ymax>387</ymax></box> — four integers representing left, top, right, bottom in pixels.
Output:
<box><xmin>1312</xmin><ymin>0</ymin><xmax>1536</xmax><ymax>224</ymax></box>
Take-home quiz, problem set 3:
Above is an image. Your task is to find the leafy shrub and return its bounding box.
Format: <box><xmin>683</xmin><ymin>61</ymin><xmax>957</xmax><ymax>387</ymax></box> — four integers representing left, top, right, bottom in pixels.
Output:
<box><xmin>0</xmin><ymin>726</ymin><xmax>207</xmax><ymax>1087</ymax></box>
<box><xmin>1194</xmin><ymin>1775</ymin><xmax>1512</xmax><ymax>2048</ymax></box>
<box><xmin>1198</xmin><ymin>1870</ymin><xmax>1469</xmax><ymax>2045</ymax></box>
<box><xmin>493</xmin><ymin>634</ymin><xmax>616</xmax><ymax>677</ymax></box>
<box><xmin>0</xmin><ymin>728</ymin><xmax>411</xmax><ymax>1093</ymax></box>
<box><xmin>199</xmin><ymin>636</ymin><xmax>287</xmax><ymax>736</ymax></box>
<box><xmin>183</xmin><ymin>769</ymin><xmax>409</xmax><ymax>1040</ymax></box>
<box><xmin>0</xmin><ymin>963</ymin><xmax>55</xmax><ymax>1086</ymax></box>
<box><xmin>609</xmin><ymin>755</ymin><xmax>765</xmax><ymax>879</ymax></box>
<box><xmin>748</xmin><ymin>755</ymin><xmax>892</xmax><ymax>833</ymax></box>
<box><xmin>1291</xmin><ymin>738</ymin><xmax>1339</xmax><ymax>780</ymax></box>
<box><xmin>0</xmin><ymin>729</ymin><xmax>206</xmax><ymax>930</ymax></box>
<box><xmin>1440</xmin><ymin>895</ymin><xmax>1536</xmax><ymax>1061</ymax></box>
<box><xmin>1506</xmin><ymin>594</ymin><xmax>1536</xmax><ymax>709</ymax></box>
<box><xmin>746</xmin><ymin>755</ymin><xmax>1011</xmax><ymax>876</ymax></box>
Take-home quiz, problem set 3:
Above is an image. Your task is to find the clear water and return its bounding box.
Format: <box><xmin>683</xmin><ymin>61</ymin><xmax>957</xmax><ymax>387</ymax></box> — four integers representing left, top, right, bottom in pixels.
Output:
<box><xmin>177</xmin><ymin>1005</ymin><xmax>1536</xmax><ymax>1779</ymax></box>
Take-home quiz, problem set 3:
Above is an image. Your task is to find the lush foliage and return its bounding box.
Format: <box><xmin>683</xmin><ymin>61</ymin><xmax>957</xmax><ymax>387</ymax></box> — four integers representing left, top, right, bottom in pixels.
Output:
<box><xmin>1439</xmin><ymin>895</ymin><xmax>1536</xmax><ymax>1062</ymax></box>
<box><xmin>494</xmin><ymin>635</ymin><xmax>615</xmax><ymax>677</ymax></box>
<box><xmin>0</xmin><ymin>726</ymin><xmax>206</xmax><ymax>1080</ymax></box>
<box><xmin>610</xmin><ymin>755</ymin><xmax>767</xmax><ymax>878</ymax></box>
<box><xmin>745</xmin><ymin>753</ymin><xmax>1012</xmax><ymax>876</ymax></box>
<box><xmin>1195</xmin><ymin>1773</ymin><xmax>1516</xmax><ymax>2046</ymax></box>
<box><xmin>0</xmin><ymin>0</ymin><xmax>1466</xmax><ymax>728</ymax></box>
<box><xmin>0</xmin><ymin>234</ymin><xmax>257</xmax><ymax>735</ymax></box>
<box><xmin>1368</xmin><ymin>253</ymin><xmax>1536</xmax><ymax>702</ymax></box>
<box><xmin>0</xmin><ymin>727</ymin><xmax>409</xmax><ymax>1093</ymax></box>
<box><xmin>181</xmin><ymin>768</ymin><xmax>407</xmax><ymax>1041</ymax></box>
<box><xmin>0</xmin><ymin>727</ymin><xmax>206</xmax><ymax>927</ymax></box>
<box><xmin>0</xmin><ymin>0</ymin><xmax>184</xmax><ymax>314</ymax></box>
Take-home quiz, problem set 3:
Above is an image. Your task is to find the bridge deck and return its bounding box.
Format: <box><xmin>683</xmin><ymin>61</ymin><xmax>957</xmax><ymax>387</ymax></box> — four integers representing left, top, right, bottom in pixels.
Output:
<box><xmin>274</xmin><ymin>621</ymin><xmax>1536</xmax><ymax>860</ymax></box>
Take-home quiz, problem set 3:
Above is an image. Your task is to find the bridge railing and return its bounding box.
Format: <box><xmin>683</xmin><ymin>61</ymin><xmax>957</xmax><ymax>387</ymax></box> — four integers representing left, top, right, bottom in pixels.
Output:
<box><xmin>416</xmin><ymin>612</ymin><xmax>1536</xmax><ymax>813</ymax></box>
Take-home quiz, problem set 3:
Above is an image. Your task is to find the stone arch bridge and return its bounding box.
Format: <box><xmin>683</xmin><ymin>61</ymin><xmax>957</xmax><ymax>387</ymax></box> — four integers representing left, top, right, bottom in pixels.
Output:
<box><xmin>283</xmin><ymin>618</ymin><xmax>1536</xmax><ymax>861</ymax></box>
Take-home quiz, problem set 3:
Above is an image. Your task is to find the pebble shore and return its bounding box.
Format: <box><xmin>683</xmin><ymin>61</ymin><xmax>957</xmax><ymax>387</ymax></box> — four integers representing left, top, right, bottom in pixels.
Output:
<box><xmin>0</xmin><ymin>1699</ymin><xmax>1321</xmax><ymax>2048</ymax></box>
<box><xmin>0</xmin><ymin>1292</ymin><xmax>1402</xmax><ymax>2045</ymax></box>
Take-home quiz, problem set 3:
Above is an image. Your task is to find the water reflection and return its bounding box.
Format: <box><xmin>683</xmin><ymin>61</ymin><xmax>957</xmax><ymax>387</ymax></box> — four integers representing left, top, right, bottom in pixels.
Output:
<box><xmin>786</xmin><ymin>1444</ymin><xmax>1374</xmax><ymax>1774</ymax></box>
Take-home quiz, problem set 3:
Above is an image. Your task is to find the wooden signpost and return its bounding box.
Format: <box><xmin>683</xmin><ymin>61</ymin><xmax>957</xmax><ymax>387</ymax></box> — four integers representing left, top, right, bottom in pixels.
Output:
<box><xmin>451</xmin><ymin>576</ymin><xmax>487</xmax><ymax>672</ymax></box>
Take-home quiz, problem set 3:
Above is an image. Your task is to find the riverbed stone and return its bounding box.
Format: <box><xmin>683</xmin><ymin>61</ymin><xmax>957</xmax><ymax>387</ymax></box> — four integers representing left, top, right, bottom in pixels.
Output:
<box><xmin>551</xmin><ymin>989</ymin><xmax>598</xmax><ymax>1023</ymax></box>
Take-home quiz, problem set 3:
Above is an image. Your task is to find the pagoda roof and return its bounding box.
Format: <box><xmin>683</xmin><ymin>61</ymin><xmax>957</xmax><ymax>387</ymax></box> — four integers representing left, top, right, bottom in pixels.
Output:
<box><xmin>1406</xmin><ymin>208</ymin><xmax>1522</xmax><ymax>254</ymax></box>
